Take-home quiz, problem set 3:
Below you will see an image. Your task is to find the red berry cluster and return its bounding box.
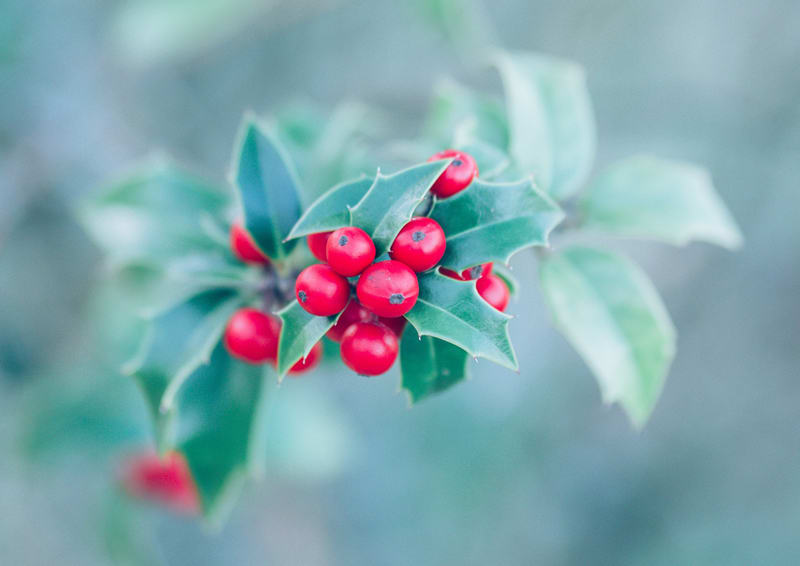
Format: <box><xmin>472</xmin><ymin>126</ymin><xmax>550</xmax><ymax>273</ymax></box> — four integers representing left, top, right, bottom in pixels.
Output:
<box><xmin>224</xmin><ymin>149</ymin><xmax>509</xmax><ymax>377</ymax></box>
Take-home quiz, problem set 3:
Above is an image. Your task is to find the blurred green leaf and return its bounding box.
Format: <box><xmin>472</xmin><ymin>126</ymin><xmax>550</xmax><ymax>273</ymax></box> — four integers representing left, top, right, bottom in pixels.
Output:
<box><xmin>431</xmin><ymin>177</ymin><xmax>564</xmax><ymax>271</ymax></box>
<box><xmin>453</xmin><ymin>137</ymin><xmax>511</xmax><ymax>180</ymax></box>
<box><xmin>275</xmin><ymin>300</ymin><xmax>337</xmax><ymax>379</ymax></box>
<box><xmin>405</xmin><ymin>270</ymin><xmax>517</xmax><ymax>370</ymax></box>
<box><xmin>125</xmin><ymin>289</ymin><xmax>245</xmax><ymax>449</ymax></box>
<box><xmin>494</xmin><ymin>50</ymin><xmax>596</xmax><ymax>200</ymax></box>
<box><xmin>286</xmin><ymin>175</ymin><xmax>373</xmax><ymax>239</ymax></box>
<box><xmin>539</xmin><ymin>246</ymin><xmax>676</xmax><ymax>427</ymax></box>
<box><xmin>580</xmin><ymin>155</ymin><xmax>743</xmax><ymax>248</ymax></box>
<box><xmin>350</xmin><ymin>160</ymin><xmax>452</xmax><ymax>255</ymax></box>
<box><xmin>175</xmin><ymin>343</ymin><xmax>271</xmax><ymax>523</ymax></box>
<box><xmin>400</xmin><ymin>334</ymin><xmax>469</xmax><ymax>403</ymax></box>
<box><xmin>79</xmin><ymin>161</ymin><xmax>228</xmax><ymax>264</ymax></box>
<box><xmin>232</xmin><ymin>118</ymin><xmax>302</xmax><ymax>261</ymax></box>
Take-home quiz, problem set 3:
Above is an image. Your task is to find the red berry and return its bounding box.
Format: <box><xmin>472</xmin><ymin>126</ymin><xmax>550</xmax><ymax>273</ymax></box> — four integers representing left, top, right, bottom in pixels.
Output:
<box><xmin>326</xmin><ymin>299</ymin><xmax>376</xmax><ymax>342</ymax></box>
<box><xmin>440</xmin><ymin>262</ymin><xmax>493</xmax><ymax>281</ymax></box>
<box><xmin>295</xmin><ymin>264</ymin><xmax>350</xmax><ymax>316</ymax></box>
<box><xmin>427</xmin><ymin>149</ymin><xmax>478</xmax><ymax>198</ymax></box>
<box><xmin>230</xmin><ymin>222</ymin><xmax>269</xmax><ymax>264</ymax></box>
<box><xmin>378</xmin><ymin>316</ymin><xmax>407</xmax><ymax>337</ymax></box>
<box><xmin>389</xmin><ymin>217</ymin><xmax>446</xmax><ymax>272</ymax></box>
<box><xmin>288</xmin><ymin>341</ymin><xmax>322</xmax><ymax>375</ymax></box>
<box><xmin>356</xmin><ymin>260</ymin><xmax>419</xmax><ymax>318</ymax></box>
<box><xmin>307</xmin><ymin>231</ymin><xmax>332</xmax><ymax>262</ymax></box>
<box><xmin>326</xmin><ymin>226</ymin><xmax>376</xmax><ymax>277</ymax></box>
<box><xmin>340</xmin><ymin>322</ymin><xmax>399</xmax><ymax>376</ymax></box>
<box><xmin>121</xmin><ymin>451</ymin><xmax>198</xmax><ymax>514</ymax></box>
<box><xmin>224</xmin><ymin>308</ymin><xmax>281</xmax><ymax>364</ymax></box>
<box><xmin>476</xmin><ymin>274</ymin><xmax>510</xmax><ymax>312</ymax></box>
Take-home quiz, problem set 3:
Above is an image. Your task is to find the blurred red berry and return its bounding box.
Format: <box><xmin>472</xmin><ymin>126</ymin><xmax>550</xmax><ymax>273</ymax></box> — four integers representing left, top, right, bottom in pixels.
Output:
<box><xmin>476</xmin><ymin>274</ymin><xmax>510</xmax><ymax>312</ymax></box>
<box><xmin>224</xmin><ymin>308</ymin><xmax>281</xmax><ymax>364</ymax></box>
<box><xmin>326</xmin><ymin>226</ymin><xmax>376</xmax><ymax>276</ymax></box>
<box><xmin>378</xmin><ymin>316</ymin><xmax>407</xmax><ymax>337</ymax></box>
<box><xmin>306</xmin><ymin>231</ymin><xmax>332</xmax><ymax>262</ymax></box>
<box><xmin>230</xmin><ymin>222</ymin><xmax>270</xmax><ymax>264</ymax></box>
<box><xmin>326</xmin><ymin>299</ymin><xmax>376</xmax><ymax>342</ymax></box>
<box><xmin>288</xmin><ymin>341</ymin><xmax>322</xmax><ymax>375</ymax></box>
<box><xmin>121</xmin><ymin>451</ymin><xmax>198</xmax><ymax>514</ymax></box>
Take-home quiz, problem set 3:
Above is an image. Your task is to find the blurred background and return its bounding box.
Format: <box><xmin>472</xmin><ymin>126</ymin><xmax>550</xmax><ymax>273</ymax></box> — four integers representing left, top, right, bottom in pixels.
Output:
<box><xmin>1</xmin><ymin>0</ymin><xmax>799</xmax><ymax>564</ymax></box>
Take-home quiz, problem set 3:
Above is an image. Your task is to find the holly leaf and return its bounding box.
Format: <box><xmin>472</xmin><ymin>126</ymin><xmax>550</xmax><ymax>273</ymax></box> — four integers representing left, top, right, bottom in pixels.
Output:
<box><xmin>285</xmin><ymin>175</ymin><xmax>373</xmax><ymax>239</ymax></box>
<box><xmin>405</xmin><ymin>270</ymin><xmax>517</xmax><ymax>370</ymax></box>
<box><xmin>494</xmin><ymin>50</ymin><xmax>596</xmax><ymax>200</ymax></box>
<box><xmin>539</xmin><ymin>246</ymin><xmax>676</xmax><ymax>428</ymax></box>
<box><xmin>275</xmin><ymin>300</ymin><xmax>338</xmax><ymax>379</ymax></box>
<box><xmin>453</xmin><ymin>136</ymin><xmax>511</xmax><ymax>180</ymax></box>
<box><xmin>79</xmin><ymin>160</ymin><xmax>228</xmax><ymax>264</ymax></box>
<box><xmin>580</xmin><ymin>155</ymin><xmax>743</xmax><ymax>249</ymax></box>
<box><xmin>491</xmin><ymin>263</ymin><xmax>519</xmax><ymax>298</ymax></box>
<box><xmin>231</xmin><ymin>117</ymin><xmax>302</xmax><ymax>261</ymax></box>
<box><xmin>349</xmin><ymin>160</ymin><xmax>452</xmax><ymax>255</ymax></box>
<box><xmin>175</xmin><ymin>343</ymin><xmax>271</xmax><ymax>524</ymax></box>
<box><xmin>124</xmin><ymin>288</ymin><xmax>244</xmax><ymax>449</ymax></box>
<box><xmin>400</xmin><ymin>334</ymin><xmax>469</xmax><ymax>403</ymax></box>
<box><xmin>431</xmin><ymin>177</ymin><xmax>564</xmax><ymax>271</ymax></box>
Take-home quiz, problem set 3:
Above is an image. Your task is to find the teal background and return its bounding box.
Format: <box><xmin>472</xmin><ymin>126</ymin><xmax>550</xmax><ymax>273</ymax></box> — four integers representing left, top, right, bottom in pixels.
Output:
<box><xmin>1</xmin><ymin>1</ymin><xmax>798</xmax><ymax>564</ymax></box>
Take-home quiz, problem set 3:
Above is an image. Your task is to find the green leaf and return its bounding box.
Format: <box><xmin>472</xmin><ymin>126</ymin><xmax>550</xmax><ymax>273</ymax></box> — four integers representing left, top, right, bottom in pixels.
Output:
<box><xmin>424</xmin><ymin>77</ymin><xmax>509</xmax><ymax>150</ymax></box>
<box><xmin>539</xmin><ymin>246</ymin><xmax>676</xmax><ymax>427</ymax></box>
<box><xmin>232</xmin><ymin>118</ymin><xmax>303</xmax><ymax>261</ymax></box>
<box><xmin>453</xmin><ymin>136</ymin><xmax>511</xmax><ymax>180</ymax></box>
<box><xmin>400</xmin><ymin>334</ymin><xmax>469</xmax><ymax>403</ymax></box>
<box><xmin>349</xmin><ymin>160</ymin><xmax>452</xmax><ymax>255</ymax></box>
<box><xmin>124</xmin><ymin>288</ymin><xmax>244</xmax><ymax>448</ymax></box>
<box><xmin>580</xmin><ymin>155</ymin><xmax>743</xmax><ymax>249</ymax></box>
<box><xmin>405</xmin><ymin>270</ymin><xmax>517</xmax><ymax>370</ymax></box>
<box><xmin>286</xmin><ymin>175</ymin><xmax>373</xmax><ymax>239</ymax></box>
<box><xmin>494</xmin><ymin>50</ymin><xmax>596</xmax><ymax>200</ymax></box>
<box><xmin>175</xmin><ymin>343</ymin><xmax>271</xmax><ymax>523</ymax></box>
<box><xmin>275</xmin><ymin>300</ymin><xmax>338</xmax><ymax>379</ymax></box>
<box><xmin>79</xmin><ymin>160</ymin><xmax>228</xmax><ymax>263</ymax></box>
<box><xmin>431</xmin><ymin>177</ymin><xmax>564</xmax><ymax>271</ymax></box>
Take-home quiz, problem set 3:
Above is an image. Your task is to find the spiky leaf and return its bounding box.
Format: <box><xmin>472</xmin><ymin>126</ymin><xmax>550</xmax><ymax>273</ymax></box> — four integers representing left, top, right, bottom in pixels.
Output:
<box><xmin>405</xmin><ymin>270</ymin><xmax>517</xmax><ymax>370</ymax></box>
<box><xmin>286</xmin><ymin>175</ymin><xmax>373</xmax><ymax>239</ymax></box>
<box><xmin>275</xmin><ymin>300</ymin><xmax>338</xmax><ymax>378</ymax></box>
<box><xmin>431</xmin><ymin>177</ymin><xmax>564</xmax><ymax>271</ymax></box>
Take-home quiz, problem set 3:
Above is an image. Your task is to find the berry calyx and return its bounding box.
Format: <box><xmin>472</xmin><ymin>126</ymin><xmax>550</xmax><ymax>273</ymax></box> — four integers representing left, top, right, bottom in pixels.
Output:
<box><xmin>389</xmin><ymin>217</ymin><xmax>446</xmax><ymax>272</ymax></box>
<box><xmin>224</xmin><ymin>308</ymin><xmax>281</xmax><ymax>364</ymax></box>
<box><xmin>121</xmin><ymin>451</ymin><xmax>198</xmax><ymax>514</ymax></box>
<box><xmin>306</xmin><ymin>231</ymin><xmax>332</xmax><ymax>262</ymax></box>
<box><xmin>356</xmin><ymin>260</ymin><xmax>419</xmax><ymax>318</ymax></box>
<box><xmin>295</xmin><ymin>264</ymin><xmax>350</xmax><ymax>316</ymax></box>
<box><xmin>427</xmin><ymin>149</ymin><xmax>478</xmax><ymax>198</ymax></box>
<box><xmin>326</xmin><ymin>226</ymin><xmax>376</xmax><ymax>277</ymax></box>
<box><xmin>476</xmin><ymin>274</ymin><xmax>510</xmax><ymax>312</ymax></box>
<box><xmin>288</xmin><ymin>341</ymin><xmax>322</xmax><ymax>375</ymax></box>
<box><xmin>440</xmin><ymin>262</ymin><xmax>493</xmax><ymax>281</ymax></box>
<box><xmin>340</xmin><ymin>322</ymin><xmax>399</xmax><ymax>376</ymax></box>
<box><xmin>230</xmin><ymin>222</ymin><xmax>269</xmax><ymax>264</ymax></box>
<box><xmin>326</xmin><ymin>299</ymin><xmax>376</xmax><ymax>342</ymax></box>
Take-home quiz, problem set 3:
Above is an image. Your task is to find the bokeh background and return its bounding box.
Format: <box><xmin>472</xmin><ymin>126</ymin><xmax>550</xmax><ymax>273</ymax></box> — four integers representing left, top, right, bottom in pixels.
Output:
<box><xmin>2</xmin><ymin>0</ymin><xmax>799</xmax><ymax>564</ymax></box>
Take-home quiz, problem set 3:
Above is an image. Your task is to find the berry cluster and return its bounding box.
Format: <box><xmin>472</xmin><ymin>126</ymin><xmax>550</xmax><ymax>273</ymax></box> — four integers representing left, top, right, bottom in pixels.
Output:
<box><xmin>224</xmin><ymin>149</ymin><xmax>510</xmax><ymax>377</ymax></box>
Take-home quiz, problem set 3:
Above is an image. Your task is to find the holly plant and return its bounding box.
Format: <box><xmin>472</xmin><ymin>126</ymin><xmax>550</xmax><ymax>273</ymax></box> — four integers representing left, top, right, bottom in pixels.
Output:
<box><xmin>80</xmin><ymin>50</ymin><xmax>742</xmax><ymax>522</ymax></box>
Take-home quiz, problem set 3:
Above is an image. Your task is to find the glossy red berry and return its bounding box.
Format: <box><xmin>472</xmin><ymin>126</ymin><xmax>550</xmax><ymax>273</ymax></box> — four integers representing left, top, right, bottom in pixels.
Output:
<box><xmin>440</xmin><ymin>262</ymin><xmax>493</xmax><ymax>281</ymax></box>
<box><xmin>306</xmin><ymin>231</ymin><xmax>332</xmax><ymax>262</ymax></box>
<box><xmin>224</xmin><ymin>308</ymin><xmax>281</xmax><ymax>364</ymax></box>
<box><xmin>356</xmin><ymin>260</ymin><xmax>419</xmax><ymax>318</ymax></box>
<box><xmin>340</xmin><ymin>322</ymin><xmax>399</xmax><ymax>376</ymax></box>
<box><xmin>326</xmin><ymin>226</ymin><xmax>376</xmax><ymax>277</ymax></box>
<box><xmin>389</xmin><ymin>217</ymin><xmax>446</xmax><ymax>272</ymax></box>
<box><xmin>476</xmin><ymin>274</ymin><xmax>510</xmax><ymax>312</ymax></box>
<box><xmin>230</xmin><ymin>222</ymin><xmax>269</xmax><ymax>264</ymax></box>
<box><xmin>427</xmin><ymin>149</ymin><xmax>478</xmax><ymax>198</ymax></box>
<box><xmin>121</xmin><ymin>451</ymin><xmax>198</xmax><ymax>514</ymax></box>
<box><xmin>378</xmin><ymin>316</ymin><xmax>407</xmax><ymax>337</ymax></box>
<box><xmin>288</xmin><ymin>341</ymin><xmax>322</xmax><ymax>375</ymax></box>
<box><xmin>326</xmin><ymin>299</ymin><xmax>376</xmax><ymax>342</ymax></box>
<box><xmin>295</xmin><ymin>264</ymin><xmax>350</xmax><ymax>316</ymax></box>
